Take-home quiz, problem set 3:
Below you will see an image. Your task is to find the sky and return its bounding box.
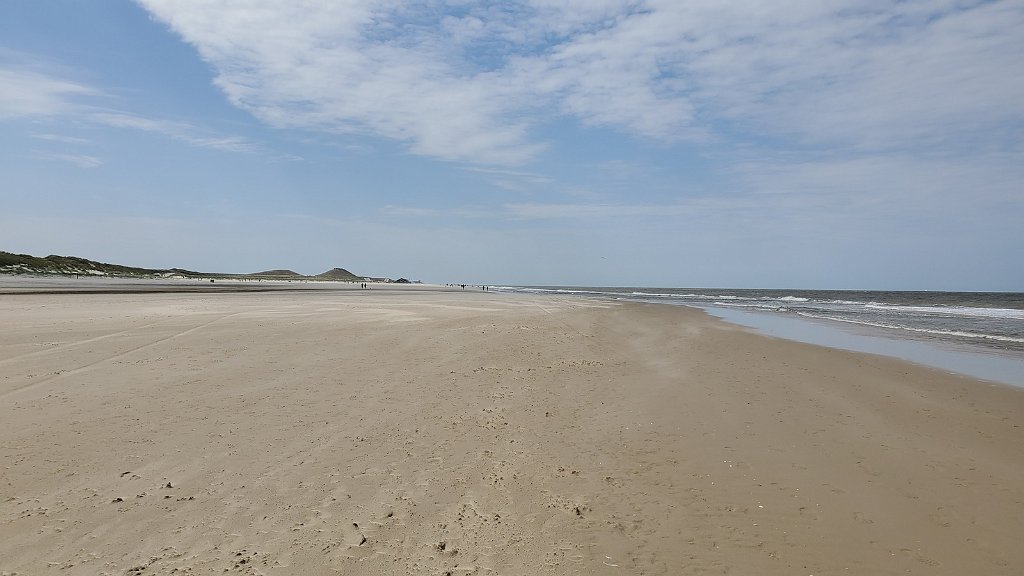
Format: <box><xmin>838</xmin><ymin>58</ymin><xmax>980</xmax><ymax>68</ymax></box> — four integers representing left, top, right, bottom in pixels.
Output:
<box><xmin>1</xmin><ymin>0</ymin><xmax>1022</xmax><ymax>289</ymax></box>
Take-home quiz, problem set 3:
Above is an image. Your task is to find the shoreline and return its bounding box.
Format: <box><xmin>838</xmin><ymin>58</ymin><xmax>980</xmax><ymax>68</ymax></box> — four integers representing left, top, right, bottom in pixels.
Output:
<box><xmin>2</xmin><ymin>288</ymin><xmax>1022</xmax><ymax>574</ymax></box>
<box><xmin>501</xmin><ymin>286</ymin><xmax>1024</xmax><ymax>349</ymax></box>
<box><xmin>699</xmin><ymin>304</ymin><xmax>1024</xmax><ymax>388</ymax></box>
<box><xmin>498</xmin><ymin>285</ymin><xmax>1024</xmax><ymax>389</ymax></box>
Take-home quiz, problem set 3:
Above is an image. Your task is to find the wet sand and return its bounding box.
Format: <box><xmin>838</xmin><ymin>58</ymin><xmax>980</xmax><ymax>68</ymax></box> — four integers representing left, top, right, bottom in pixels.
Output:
<box><xmin>1</xmin><ymin>287</ymin><xmax>1022</xmax><ymax>574</ymax></box>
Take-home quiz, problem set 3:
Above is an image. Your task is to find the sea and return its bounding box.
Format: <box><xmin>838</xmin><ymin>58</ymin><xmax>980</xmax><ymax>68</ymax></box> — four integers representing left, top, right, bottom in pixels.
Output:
<box><xmin>495</xmin><ymin>287</ymin><xmax>1024</xmax><ymax>387</ymax></box>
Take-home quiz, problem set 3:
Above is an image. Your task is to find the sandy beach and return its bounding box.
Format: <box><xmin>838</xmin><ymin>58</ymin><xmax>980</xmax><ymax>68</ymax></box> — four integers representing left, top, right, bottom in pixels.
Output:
<box><xmin>1</xmin><ymin>286</ymin><xmax>1022</xmax><ymax>575</ymax></box>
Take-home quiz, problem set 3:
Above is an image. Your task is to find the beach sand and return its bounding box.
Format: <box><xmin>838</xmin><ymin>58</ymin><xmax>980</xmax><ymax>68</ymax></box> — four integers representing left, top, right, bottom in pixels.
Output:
<box><xmin>1</xmin><ymin>287</ymin><xmax>1022</xmax><ymax>575</ymax></box>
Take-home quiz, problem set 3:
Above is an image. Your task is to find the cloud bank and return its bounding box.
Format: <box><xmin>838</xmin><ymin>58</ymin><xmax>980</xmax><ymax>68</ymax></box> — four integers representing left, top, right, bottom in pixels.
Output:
<box><xmin>137</xmin><ymin>0</ymin><xmax>1024</xmax><ymax>164</ymax></box>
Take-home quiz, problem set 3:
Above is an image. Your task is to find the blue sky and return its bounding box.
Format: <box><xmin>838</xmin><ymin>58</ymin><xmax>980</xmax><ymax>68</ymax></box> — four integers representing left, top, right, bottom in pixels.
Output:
<box><xmin>1</xmin><ymin>0</ymin><xmax>1022</xmax><ymax>289</ymax></box>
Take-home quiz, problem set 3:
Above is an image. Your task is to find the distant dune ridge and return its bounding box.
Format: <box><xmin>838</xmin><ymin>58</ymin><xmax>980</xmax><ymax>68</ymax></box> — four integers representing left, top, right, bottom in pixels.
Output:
<box><xmin>0</xmin><ymin>250</ymin><xmax>386</xmax><ymax>282</ymax></box>
<box><xmin>315</xmin><ymin>267</ymin><xmax>363</xmax><ymax>282</ymax></box>
<box><xmin>251</xmin><ymin>269</ymin><xmax>303</xmax><ymax>278</ymax></box>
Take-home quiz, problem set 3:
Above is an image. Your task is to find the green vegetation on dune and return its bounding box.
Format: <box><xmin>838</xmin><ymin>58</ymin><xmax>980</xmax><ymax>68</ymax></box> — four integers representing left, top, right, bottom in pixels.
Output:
<box><xmin>0</xmin><ymin>251</ymin><xmax>378</xmax><ymax>282</ymax></box>
<box><xmin>0</xmin><ymin>251</ymin><xmax>191</xmax><ymax>277</ymax></box>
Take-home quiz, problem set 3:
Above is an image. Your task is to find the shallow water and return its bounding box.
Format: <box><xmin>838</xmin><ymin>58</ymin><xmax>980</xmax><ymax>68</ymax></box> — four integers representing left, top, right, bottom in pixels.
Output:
<box><xmin>702</xmin><ymin>305</ymin><xmax>1024</xmax><ymax>388</ymax></box>
<box><xmin>499</xmin><ymin>285</ymin><xmax>1024</xmax><ymax>388</ymax></box>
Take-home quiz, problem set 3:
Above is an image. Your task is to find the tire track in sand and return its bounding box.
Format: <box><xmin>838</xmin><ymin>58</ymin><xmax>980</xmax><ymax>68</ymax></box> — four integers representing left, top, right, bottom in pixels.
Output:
<box><xmin>0</xmin><ymin>317</ymin><xmax>186</xmax><ymax>367</ymax></box>
<box><xmin>0</xmin><ymin>311</ymin><xmax>251</xmax><ymax>400</ymax></box>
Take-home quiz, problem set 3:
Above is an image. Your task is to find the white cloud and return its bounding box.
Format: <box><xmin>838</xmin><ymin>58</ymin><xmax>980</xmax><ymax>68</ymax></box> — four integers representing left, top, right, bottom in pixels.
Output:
<box><xmin>732</xmin><ymin>151</ymin><xmax>1024</xmax><ymax>231</ymax></box>
<box><xmin>381</xmin><ymin>204</ymin><xmax>495</xmax><ymax>219</ymax></box>
<box><xmin>381</xmin><ymin>205</ymin><xmax>441</xmax><ymax>218</ymax></box>
<box><xmin>381</xmin><ymin>199</ymin><xmax>720</xmax><ymax>221</ymax></box>
<box><xmin>34</xmin><ymin>153</ymin><xmax>103</xmax><ymax>168</ymax></box>
<box><xmin>186</xmin><ymin>136</ymin><xmax>258</xmax><ymax>153</ymax></box>
<box><xmin>137</xmin><ymin>1</ymin><xmax>544</xmax><ymax>164</ymax></box>
<box><xmin>32</xmin><ymin>133</ymin><xmax>91</xmax><ymax>144</ymax></box>
<box><xmin>136</xmin><ymin>0</ymin><xmax>1024</xmax><ymax>165</ymax></box>
<box><xmin>504</xmin><ymin>202</ymin><xmax>692</xmax><ymax>219</ymax></box>
<box><xmin>462</xmin><ymin>166</ymin><xmax>553</xmax><ymax>191</ymax></box>
<box><xmin>673</xmin><ymin>0</ymin><xmax>1024</xmax><ymax>150</ymax></box>
<box><xmin>382</xmin><ymin>142</ymin><xmax>1024</xmax><ymax>243</ymax></box>
<box><xmin>0</xmin><ymin>66</ymin><xmax>259</xmax><ymax>155</ymax></box>
<box><xmin>89</xmin><ymin>111</ymin><xmax>259</xmax><ymax>153</ymax></box>
<box><xmin>0</xmin><ymin>68</ymin><xmax>95</xmax><ymax>119</ymax></box>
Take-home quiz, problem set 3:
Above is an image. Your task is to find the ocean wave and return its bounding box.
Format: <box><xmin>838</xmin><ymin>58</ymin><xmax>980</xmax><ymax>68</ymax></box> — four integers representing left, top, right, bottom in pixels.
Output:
<box><xmin>506</xmin><ymin>287</ymin><xmax>1023</xmax><ymax>324</ymax></box>
<box><xmin>795</xmin><ymin>312</ymin><xmax>1024</xmax><ymax>344</ymax></box>
<box><xmin>864</xmin><ymin>304</ymin><xmax>1024</xmax><ymax>320</ymax></box>
<box><xmin>714</xmin><ymin>302</ymin><xmax>790</xmax><ymax>312</ymax></box>
<box><xmin>629</xmin><ymin>292</ymin><xmax>755</xmax><ymax>301</ymax></box>
<box><xmin>630</xmin><ymin>291</ymin><xmax>683</xmax><ymax>298</ymax></box>
<box><xmin>515</xmin><ymin>287</ymin><xmax>603</xmax><ymax>295</ymax></box>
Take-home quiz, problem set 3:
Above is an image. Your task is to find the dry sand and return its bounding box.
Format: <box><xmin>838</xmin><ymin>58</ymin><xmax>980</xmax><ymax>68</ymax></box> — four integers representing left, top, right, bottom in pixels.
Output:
<box><xmin>1</xmin><ymin>287</ymin><xmax>1022</xmax><ymax>575</ymax></box>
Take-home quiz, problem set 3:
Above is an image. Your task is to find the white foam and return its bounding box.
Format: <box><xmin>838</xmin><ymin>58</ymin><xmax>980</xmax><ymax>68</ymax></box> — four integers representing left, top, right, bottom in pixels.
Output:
<box><xmin>716</xmin><ymin>302</ymin><xmax>788</xmax><ymax>311</ymax></box>
<box><xmin>864</xmin><ymin>304</ymin><xmax>1024</xmax><ymax>320</ymax></box>
<box><xmin>796</xmin><ymin>312</ymin><xmax>1024</xmax><ymax>344</ymax></box>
